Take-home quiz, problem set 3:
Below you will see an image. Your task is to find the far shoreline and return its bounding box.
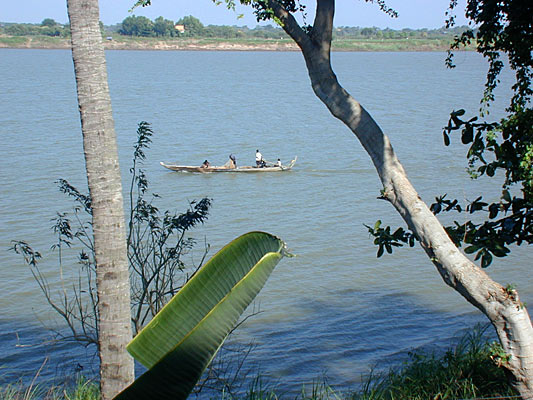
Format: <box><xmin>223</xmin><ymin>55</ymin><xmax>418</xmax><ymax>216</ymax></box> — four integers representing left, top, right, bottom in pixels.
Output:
<box><xmin>0</xmin><ymin>35</ymin><xmax>467</xmax><ymax>52</ymax></box>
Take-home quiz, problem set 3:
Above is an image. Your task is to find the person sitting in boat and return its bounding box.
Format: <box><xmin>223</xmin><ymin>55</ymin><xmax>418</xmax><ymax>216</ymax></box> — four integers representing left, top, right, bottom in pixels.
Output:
<box><xmin>275</xmin><ymin>159</ymin><xmax>282</xmax><ymax>167</ymax></box>
<box><xmin>222</xmin><ymin>155</ymin><xmax>236</xmax><ymax>169</ymax></box>
<box><xmin>228</xmin><ymin>154</ymin><xmax>237</xmax><ymax>169</ymax></box>
<box><xmin>201</xmin><ymin>160</ymin><xmax>210</xmax><ymax>168</ymax></box>
<box><xmin>256</xmin><ymin>150</ymin><xmax>263</xmax><ymax>168</ymax></box>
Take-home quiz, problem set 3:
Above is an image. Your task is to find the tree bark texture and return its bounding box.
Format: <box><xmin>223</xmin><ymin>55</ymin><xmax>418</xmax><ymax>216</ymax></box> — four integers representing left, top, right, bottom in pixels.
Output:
<box><xmin>270</xmin><ymin>0</ymin><xmax>533</xmax><ymax>397</ymax></box>
<box><xmin>66</xmin><ymin>0</ymin><xmax>135</xmax><ymax>398</ymax></box>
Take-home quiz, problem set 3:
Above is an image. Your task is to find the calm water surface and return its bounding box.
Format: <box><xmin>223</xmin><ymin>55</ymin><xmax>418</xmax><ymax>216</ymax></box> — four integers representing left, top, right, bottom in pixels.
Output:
<box><xmin>0</xmin><ymin>49</ymin><xmax>530</xmax><ymax>394</ymax></box>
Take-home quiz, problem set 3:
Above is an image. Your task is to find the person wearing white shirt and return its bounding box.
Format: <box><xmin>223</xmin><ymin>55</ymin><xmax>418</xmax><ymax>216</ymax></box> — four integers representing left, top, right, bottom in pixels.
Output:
<box><xmin>255</xmin><ymin>150</ymin><xmax>263</xmax><ymax>167</ymax></box>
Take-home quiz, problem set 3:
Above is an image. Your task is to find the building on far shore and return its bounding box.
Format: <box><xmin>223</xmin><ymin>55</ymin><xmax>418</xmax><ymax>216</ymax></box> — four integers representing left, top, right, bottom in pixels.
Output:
<box><xmin>175</xmin><ymin>24</ymin><xmax>185</xmax><ymax>33</ymax></box>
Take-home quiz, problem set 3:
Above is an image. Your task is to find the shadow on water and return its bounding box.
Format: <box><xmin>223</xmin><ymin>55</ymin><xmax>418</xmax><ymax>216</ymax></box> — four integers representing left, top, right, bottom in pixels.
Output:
<box><xmin>0</xmin><ymin>319</ymin><xmax>98</xmax><ymax>386</ymax></box>
<box><xmin>1</xmin><ymin>290</ymin><xmax>491</xmax><ymax>395</ymax></box>
<box><xmin>229</xmin><ymin>289</ymin><xmax>488</xmax><ymax>395</ymax></box>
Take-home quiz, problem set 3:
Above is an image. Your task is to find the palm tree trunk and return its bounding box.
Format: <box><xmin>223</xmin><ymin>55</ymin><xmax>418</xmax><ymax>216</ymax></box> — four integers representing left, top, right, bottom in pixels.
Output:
<box><xmin>66</xmin><ymin>0</ymin><xmax>134</xmax><ymax>398</ymax></box>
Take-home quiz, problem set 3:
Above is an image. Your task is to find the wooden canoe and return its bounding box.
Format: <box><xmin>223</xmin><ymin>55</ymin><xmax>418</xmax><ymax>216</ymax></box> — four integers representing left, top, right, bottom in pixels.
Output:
<box><xmin>160</xmin><ymin>157</ymin><xmax>297</xmax><ymax>173</ymax></box>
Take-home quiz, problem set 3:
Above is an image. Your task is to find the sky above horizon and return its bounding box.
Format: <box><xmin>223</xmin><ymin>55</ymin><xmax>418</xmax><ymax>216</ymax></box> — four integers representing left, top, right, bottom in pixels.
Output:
<box><xmin>3</xmin><ymin>0</ymin><xmax>469</xmax><ymax>29</ymax></box>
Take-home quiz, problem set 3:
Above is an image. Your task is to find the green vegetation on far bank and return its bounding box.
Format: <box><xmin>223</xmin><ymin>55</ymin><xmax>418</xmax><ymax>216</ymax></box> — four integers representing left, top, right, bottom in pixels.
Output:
<box><xmin>0</xmin><ymin>16</ymin><xmax>474</xmax><ymax>52</ymax></box>
<box><xmin>331</xmin><ymin>38</ymin><xmax>460</xmax><ymax>52</ymax></box>
<box><xmin>0</xmin><ymin>36</ymin><xmax>27</xmax><ymax>47</ymax></box>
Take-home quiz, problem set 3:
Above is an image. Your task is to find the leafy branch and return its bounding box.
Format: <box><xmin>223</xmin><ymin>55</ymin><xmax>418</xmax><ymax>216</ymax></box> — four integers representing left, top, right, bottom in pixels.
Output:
<box><xmin>364</xmin><ymin>220</ymin><xmax>416</xmax><ymax>258</ymax></box>
<box><xmin>10</xmin><ymin>122</ymin><xmax>212</xmax><ymax>348</ymax></box>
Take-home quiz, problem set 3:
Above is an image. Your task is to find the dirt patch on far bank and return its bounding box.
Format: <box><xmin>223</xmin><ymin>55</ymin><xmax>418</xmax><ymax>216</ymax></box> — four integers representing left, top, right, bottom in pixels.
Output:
<box><xmin>0</xmin><ymin>36</ymin><xmax>300</xmax><ymax>51</ymax></box>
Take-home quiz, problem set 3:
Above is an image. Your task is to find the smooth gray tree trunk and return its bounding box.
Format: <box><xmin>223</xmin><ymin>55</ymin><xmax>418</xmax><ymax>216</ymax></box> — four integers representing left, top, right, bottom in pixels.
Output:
<box><xmin>66</xmin><ymin>0</ymin><xmax>135</xmax><ymax>398</ymax></box>
<box><xmin>266</xmin><ymin>0</ymin><xmax>533</xmax><ymax>397</ymax></box>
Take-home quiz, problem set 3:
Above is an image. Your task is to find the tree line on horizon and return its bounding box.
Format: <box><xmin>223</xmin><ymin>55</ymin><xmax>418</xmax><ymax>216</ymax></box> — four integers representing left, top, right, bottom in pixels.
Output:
<box><xmin>0</xmin><ymin>15</ymin><xmax>468</xmax><ymax>40</ymax></box>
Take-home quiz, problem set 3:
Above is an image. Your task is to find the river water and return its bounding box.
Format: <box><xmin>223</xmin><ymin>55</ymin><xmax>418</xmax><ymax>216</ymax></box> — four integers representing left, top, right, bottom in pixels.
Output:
<box><xmin>0</xmin><ymin>49</ymin><xmax>531</xmax><ymax>394</ymax></box>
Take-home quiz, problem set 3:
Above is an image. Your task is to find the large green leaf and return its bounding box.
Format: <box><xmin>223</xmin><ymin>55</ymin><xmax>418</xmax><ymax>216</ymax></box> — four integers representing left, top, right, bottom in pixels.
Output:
<box><xmin>114</xmin><ymin>231</ymin><xmax>288</xmax><ymax>400</ymax></box>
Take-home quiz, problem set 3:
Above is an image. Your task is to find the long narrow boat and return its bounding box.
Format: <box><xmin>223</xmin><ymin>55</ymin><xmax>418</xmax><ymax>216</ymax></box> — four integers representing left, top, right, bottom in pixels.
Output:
<box><xmin>160</xmin><ymin>157</ymin><xmax>297</xmax><ymax>173</ymax></box>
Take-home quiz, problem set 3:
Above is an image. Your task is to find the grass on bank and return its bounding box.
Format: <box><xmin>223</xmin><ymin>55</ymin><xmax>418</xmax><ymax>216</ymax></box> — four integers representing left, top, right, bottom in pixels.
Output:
<box><xmin>0</xmin><ymin>36</ymin><xmax>29</xmax><ymax>46</ymax></box>
<box><xmin>331</xmin><ymin>38</ymin><xmax>460</xmax><ymax>52</ymax></box>
<box><xmin>352</xmin><ymin>326</ymin><xmax>517</xmax><ymax>400</ymax></box>
<box><xmin>0</xmin><ymin>376</ymin><xmax>98</xmax><ymax>400</ymax></box>
<box><xmin>0</xmin><ymin>35</ymin><xmax>69</xmax><ymax>48</ymax></box>
<box><xmin>0</xmin><ymin>326</ymin><xmax>516</xmax><ymax>400</ymax></box>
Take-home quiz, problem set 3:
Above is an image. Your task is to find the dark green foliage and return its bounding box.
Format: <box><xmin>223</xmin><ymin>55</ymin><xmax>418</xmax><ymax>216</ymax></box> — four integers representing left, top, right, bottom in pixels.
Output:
<box><xmin>176</xmin><ymin>16</ymin><xmax>205</xmax><ymax>37</ymax></box>
<box><xmin>365</xmin><ymin>220</ymin><xmax>416</xmax><ymax>258</ymax></box>
<box><xmin>38</xmin><ymin>18</ymin><xmax>65</xmax><ymax>37</ymax></box>
<box><xmin>41</xmin><ymin>18</ymin><xmax>58</xmax><ymax>27</ymax></box>
<box><xmin>204</xmin><ymin>25</ymin><xmax>245</xmax><ymax>39</ymax></box>
<box><xmin>437</xmin><ymin>0</ymin><xmax>533</xmax><ymax>267</ymax></box>
<box><xmin>367</xmin><ymin>1</ymin><xmax>532</xmax><ymax>268</ymax></box>
<box><xmin>447</xmin><ymin>0</ymin><xmax>533</xmax><ymax>108</ymax></box>
<box><xmin>10</xmin><ymin>241</ymin><xmax>41</xmax><ymax>267</ymax></box>
<box><xmin>3</xmin><ymin>22</ymin><xmax>70</xmax><ymax>37</ymax></box>
<box><xmin>57</xmin><ymin>178</ymin><xmax>92</xmax><ymax>214</ymax></box>
<box><xmin>445</xmin><ymin>0</ymin><xmax>533</xmax><ymax>196</ymax></box>
<box><xmin>119</xmin><ymin>15</ymin><xmax>155</xmax><ymax>36</ymax></box>
<box><xmin>443</xmin><ymin>108</ymin><xmax>533</xmax><ymax>198</ymax></box>
<box><xmin>353</xmin><ymin>326</ymin><xmax>517</xmax><ymax>400</ymax></box>
<box><xmin>374</xmin><ymin>106</ymin><xmax>532</xmax><ymax>267</ymax></box>
<box><xmin>132</xmin><ymin>0</ymin><xmax>152</xmax><ymax>8</ymax></box>
<box><xmin>362</xmin><ymin>0</ymin><xmax>398</xmax><ymax>18</ymax></box>
<box><xmin>430</xmin><ymin>188</ymin><xmax>530</xmax><ymax>269</ymax></box>
<box><xmin>248</xmin><ymin>1</ymin><xmax>305</xmax><ymax>23</ymax></box>
<box><xmin>153</xmin><ymin>16</ymin><xmax>177</xmax><ymax>37</ymax></box>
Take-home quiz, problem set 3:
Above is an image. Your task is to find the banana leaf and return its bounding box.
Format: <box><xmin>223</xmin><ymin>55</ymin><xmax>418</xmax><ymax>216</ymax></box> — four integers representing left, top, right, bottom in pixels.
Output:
<box><xmin>114</xmin><ymin>231</ymin><xmax>288</xmax><ymax>400</ymax></box>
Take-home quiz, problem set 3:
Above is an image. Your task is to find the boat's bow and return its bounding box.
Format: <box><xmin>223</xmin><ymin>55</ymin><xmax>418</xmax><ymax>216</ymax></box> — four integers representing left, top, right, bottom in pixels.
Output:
<box><xmin>281</xmin><ymin>156</ymin><xmax>297</xmax><ymax>171</ymax></box>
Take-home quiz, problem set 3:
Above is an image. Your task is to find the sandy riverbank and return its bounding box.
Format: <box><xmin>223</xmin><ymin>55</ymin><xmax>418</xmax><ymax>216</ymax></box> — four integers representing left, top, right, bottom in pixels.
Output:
<box><xmin>0</xmin><ymin>36</ymin><xmax>459</xmax><ymax>52</ymax></box>
<box><xmin>0</xmin><ymin>36</ymin><xmax>299</xmax><ymax>51</ymax></box>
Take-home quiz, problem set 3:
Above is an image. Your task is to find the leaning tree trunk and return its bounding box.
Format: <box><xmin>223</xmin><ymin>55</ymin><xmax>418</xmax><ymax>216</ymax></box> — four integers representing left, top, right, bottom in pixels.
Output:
<box><xmin>268</xmin><ymin>0</ymin><xmax>533</xmax><ymax>397</ymax></box>
<box><xmin>67</xmin><ymin>0</ymin><xmax>135</xmax><ymax>398</ymax></box>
